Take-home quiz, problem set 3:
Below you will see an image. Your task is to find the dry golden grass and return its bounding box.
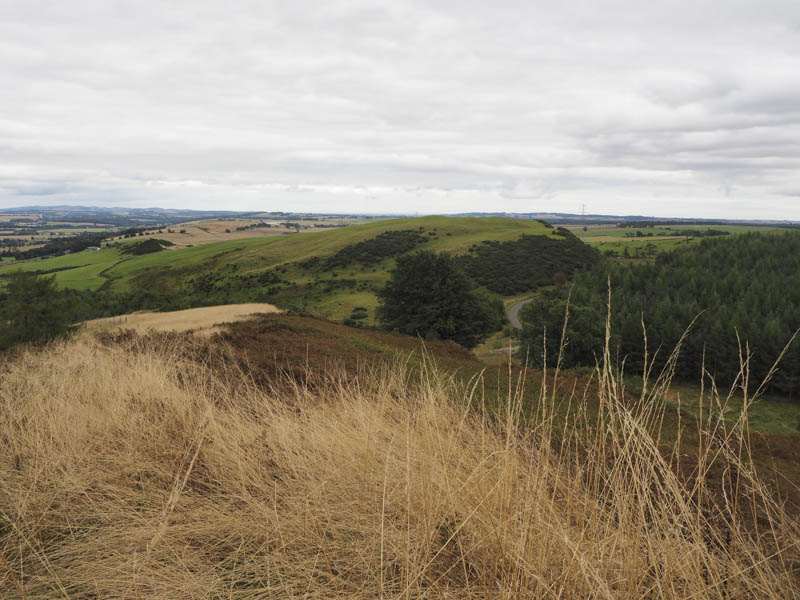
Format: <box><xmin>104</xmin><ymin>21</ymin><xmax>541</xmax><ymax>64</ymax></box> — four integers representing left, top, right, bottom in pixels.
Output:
<box><xmin>83</xmin><ymin>303</ymin><xmax>282</xmax><ymax>335</ymax></box>
<box><xmin>0</xmin><ymin>324</ymin><xmax>798</xmax><ymax>598</ymax></box>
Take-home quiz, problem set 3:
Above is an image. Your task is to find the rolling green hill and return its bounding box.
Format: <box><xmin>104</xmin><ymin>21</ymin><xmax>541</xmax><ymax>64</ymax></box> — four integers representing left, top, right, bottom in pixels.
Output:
<box><xmin>0</xmin><ymin>216</ymin><xmax>597</xmax><ymax>322</ymax></box>
<box><xmin>0</xmin><ymin>246</ymin><xmax>125</xmax><ymax>291</ymax></box>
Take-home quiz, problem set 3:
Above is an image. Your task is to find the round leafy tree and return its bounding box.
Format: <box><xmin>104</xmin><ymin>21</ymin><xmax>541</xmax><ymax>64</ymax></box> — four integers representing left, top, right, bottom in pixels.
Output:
<box><xmin>376</xmin><ymin>250</ymin><xmax>501</xmax><ymax>348</ymax></box>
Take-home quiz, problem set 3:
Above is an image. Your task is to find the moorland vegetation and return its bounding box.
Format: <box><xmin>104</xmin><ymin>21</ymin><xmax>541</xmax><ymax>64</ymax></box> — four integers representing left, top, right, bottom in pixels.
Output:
<box><xmin>120</xmin><ymin>237</ymin><xmax>175</xmax><ymax>255</ymax></box>
<box><xmin>1</xmin><ymin>312</ymin><xmax>798</xmax><ymax>597</ymax></box>
<box><xmin>321</xmin><ymin>229</ymin><xmax>428</xmax><ymax>269</ymax></box>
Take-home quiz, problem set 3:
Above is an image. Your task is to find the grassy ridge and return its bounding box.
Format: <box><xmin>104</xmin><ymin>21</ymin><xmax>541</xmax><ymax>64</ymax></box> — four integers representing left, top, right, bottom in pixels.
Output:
<box><xmin>0</xmin><ymin>216</ymin><xmax>563</xmax><ymax>320</ymax></box>
<box><xmin>230</xmin><ymin>216</ymin><xmax>556</xmax><ymax>262</ymax></box>
<box><xmin>0</xmin><ymin>217</ymin><xmax>556</xmax><ymax>284</ymax></box>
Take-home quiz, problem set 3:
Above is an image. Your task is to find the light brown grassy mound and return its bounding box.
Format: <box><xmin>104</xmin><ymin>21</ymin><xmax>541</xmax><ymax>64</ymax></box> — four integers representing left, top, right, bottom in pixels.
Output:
<box><xmin>83</xmin><ymin>303</ymin><xmax>282</xmax><ymax>335</ymax></box>
<box><xmin>0</xmin><ymin>332</ymin><xmax>798</xmax><ymax>598</ymax></box>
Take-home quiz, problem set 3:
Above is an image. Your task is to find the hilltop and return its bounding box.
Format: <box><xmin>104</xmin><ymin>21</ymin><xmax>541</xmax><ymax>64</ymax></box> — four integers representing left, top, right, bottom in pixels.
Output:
<box><xmin>0</xmin><ymin>215</ymin><xmax>598</xmax><ymax>322</ymax></box>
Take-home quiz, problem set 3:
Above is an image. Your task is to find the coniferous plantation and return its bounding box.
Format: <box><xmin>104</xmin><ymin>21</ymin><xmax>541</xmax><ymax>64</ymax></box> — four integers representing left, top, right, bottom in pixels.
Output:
<box><xmin>520</xmin><ymin>232</ymin><xmax>800</xmax><ymax>396</ymax></box>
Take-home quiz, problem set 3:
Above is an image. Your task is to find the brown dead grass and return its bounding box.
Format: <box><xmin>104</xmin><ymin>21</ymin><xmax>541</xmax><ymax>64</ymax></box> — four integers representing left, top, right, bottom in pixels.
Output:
<box><xmin>84</xmin><ymin>303</ymin><xmax>282</xmax><ymax>335</ymax></box>
<box><xmin>1</xmin><ymin>319</ymin><xmax>799</xmax><ymax>598</ymax></box>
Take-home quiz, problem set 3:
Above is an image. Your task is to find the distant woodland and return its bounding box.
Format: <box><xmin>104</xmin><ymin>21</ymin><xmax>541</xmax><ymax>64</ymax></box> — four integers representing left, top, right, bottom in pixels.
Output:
<box><xmin>520</xmin><ymin>233</ymin><xmax>800</xmax><ymax>396</ymax></box>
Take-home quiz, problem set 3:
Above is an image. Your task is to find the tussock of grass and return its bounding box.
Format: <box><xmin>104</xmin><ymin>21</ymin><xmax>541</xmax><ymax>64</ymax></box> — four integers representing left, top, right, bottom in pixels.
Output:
<box><xmin>1</xmin><ymin>327</ymin><xmax>798</xmax><ymax>598</ymax></box>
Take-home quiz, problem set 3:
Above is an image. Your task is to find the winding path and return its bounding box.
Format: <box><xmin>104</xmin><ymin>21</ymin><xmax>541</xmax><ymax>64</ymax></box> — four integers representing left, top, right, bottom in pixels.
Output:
<box><xmin>506</xmin><ymin>297</ymin><xmax>533</xmax><ymax>329</ymax></box>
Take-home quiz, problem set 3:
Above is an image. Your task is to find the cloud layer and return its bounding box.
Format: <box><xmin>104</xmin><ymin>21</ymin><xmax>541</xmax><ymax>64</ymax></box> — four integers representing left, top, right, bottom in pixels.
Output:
<box><xmin>2</xmin><ymin>0</ymin><xmax>799</xmax><ymax>218</ymax></box>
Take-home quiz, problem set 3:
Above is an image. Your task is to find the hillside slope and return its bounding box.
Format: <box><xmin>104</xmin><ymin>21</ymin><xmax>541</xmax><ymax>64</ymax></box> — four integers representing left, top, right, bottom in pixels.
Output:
<box><xmin>1</xmin><ymin>318</ymin><xmax>798</xmax><ymax>597</ymax></box>
<box><xmin>0</xmin><ymin>216</ymin><xmax>598</xmax><ymax>322</ymax></box>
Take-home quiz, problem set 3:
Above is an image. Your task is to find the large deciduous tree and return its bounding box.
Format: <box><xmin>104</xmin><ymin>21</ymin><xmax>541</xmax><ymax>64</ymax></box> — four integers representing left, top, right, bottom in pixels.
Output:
<box><xmin>376</xmin><ymin>250</ymin><xmax>502</xmax><ymax>348</ymax></box>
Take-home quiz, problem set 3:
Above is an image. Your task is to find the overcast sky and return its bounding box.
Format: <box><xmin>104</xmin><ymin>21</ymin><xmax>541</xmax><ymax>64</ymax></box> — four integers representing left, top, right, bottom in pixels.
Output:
<box><xmin>1</xmin><ymin>1</ymin><xmax>799</xmax><ymax>219</ymax></box>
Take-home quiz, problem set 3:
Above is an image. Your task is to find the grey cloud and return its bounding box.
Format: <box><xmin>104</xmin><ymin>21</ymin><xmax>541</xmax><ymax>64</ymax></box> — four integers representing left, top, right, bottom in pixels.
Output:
<box><xmin>0</xmin><ymin>1</ymin><xmax>799</xmax><ymax>218</ymax></box>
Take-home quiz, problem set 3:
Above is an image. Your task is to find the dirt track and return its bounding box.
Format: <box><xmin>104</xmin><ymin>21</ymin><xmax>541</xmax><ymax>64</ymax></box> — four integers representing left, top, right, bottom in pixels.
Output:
<box><xmin>507</xmin><ymin>298</ymin><xmax>532</xmax><ymax>329</ymax></box>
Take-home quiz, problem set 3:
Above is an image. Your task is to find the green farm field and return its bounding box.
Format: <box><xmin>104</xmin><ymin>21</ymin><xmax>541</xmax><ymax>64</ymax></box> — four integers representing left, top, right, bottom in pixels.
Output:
<box><xmin>0</xmin><ymin>247</ymin><xmax>125</xmax><ymax>291</ymax></box>
<box><xmin>568</xmin><ymin>223</ymin><xmax>793</xmax><ymax>258</ymax></box>
<box><xmin>0</xmin><ymin>239</ymin><xmax>264</xmax><ymax>290</ymax></box>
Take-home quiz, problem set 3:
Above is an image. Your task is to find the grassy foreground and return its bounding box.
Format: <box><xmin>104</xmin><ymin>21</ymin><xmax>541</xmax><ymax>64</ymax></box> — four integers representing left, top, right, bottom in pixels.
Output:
<box><xmin>1</xmin><ymin>327</ymin><xmax>799</xmax><ymax>597</ymax></box>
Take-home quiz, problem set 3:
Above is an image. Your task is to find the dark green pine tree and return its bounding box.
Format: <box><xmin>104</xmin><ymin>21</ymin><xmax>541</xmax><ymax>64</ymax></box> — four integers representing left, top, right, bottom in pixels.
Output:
<box><xmin>0</xmin><ymin>271</ymin><xmax>74</xmax><ymax>350</ymax></box>
<box><xmin>376</xmin><ymin>250</ymin><xmax>502</xmax><ymax>349</ymax></box>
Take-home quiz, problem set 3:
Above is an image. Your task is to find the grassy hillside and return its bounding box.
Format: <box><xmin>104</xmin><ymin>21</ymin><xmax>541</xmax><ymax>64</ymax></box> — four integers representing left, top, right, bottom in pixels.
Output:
<box><xmin>1</xmin><ymin>316</ymin><xmax>798</xmax><ymax>597</ymax></box>
<box><xmin>192</xmin><ymin>215</ymin><xmax>558</xmax><ymax>273</ymax></box>
<box><xmin>0</xmin><ymin>246</ymin><xmax>125</xmax><ymax>291</ymax></box>
<box><xmin>0</xmin><ymin>216</ymin><xmax>582</xmax><ymax>321</ymax></box>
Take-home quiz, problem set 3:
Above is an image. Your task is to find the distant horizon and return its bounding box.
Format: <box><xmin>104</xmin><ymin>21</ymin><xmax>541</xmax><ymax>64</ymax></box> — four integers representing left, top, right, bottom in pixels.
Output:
<box><xmin>3</xmin><ymin>203</ymin><xmax>799</xmax><ymax>224</ymax></box>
